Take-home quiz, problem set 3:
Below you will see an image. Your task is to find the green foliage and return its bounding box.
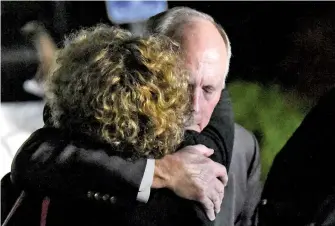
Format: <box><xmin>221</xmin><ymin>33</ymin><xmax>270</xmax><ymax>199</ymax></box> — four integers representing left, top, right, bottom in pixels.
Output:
<box><xmin>228</xmin><ymin>81</ymin><xmax>308</xmax><ymax>180</ymax></box>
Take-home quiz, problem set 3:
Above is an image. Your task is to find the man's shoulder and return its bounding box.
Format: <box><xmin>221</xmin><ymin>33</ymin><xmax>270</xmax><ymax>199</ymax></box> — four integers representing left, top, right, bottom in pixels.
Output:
<box><xmin>233</xmin><ymin>123</ymin><xmax>259</xmax><ymax>165</ymax></box>
<box><xmin>234</xmin><ymin>123</ymin><xmax>257</xmax><ymax>149</ymax></box>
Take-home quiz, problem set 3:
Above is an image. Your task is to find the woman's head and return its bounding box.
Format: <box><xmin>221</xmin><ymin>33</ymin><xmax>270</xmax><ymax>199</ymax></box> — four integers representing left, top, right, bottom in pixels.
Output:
<box><xmin>46</xmin><ymin>25</ymin><xmax>191</xmax><ymax>158</ymax></box>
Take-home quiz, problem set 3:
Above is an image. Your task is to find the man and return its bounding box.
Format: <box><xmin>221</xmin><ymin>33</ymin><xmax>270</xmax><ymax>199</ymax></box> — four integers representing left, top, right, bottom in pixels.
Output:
<box><xmin>144</xmin><ymin>8</ymin><xmax>261</xmax><ymax>225</ymax></box>
<box><xmin>7</xmin><ymin>7</ymin><xmax>261</xmax><ymax>226</ymax></box>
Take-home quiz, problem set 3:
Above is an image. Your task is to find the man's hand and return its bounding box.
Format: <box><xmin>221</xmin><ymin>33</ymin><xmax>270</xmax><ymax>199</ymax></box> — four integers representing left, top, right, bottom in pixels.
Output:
<box><xmin>152</xmin><ymin>144</ymin><xmax>228</xmax><ymax>221</ymax></box>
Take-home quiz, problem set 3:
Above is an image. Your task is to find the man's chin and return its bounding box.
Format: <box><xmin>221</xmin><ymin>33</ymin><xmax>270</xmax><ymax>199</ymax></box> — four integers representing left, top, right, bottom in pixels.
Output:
<box><xmin>185</xmin><ymin>124</ymin><xmax>201</xmax><ymax>132</ymax></box>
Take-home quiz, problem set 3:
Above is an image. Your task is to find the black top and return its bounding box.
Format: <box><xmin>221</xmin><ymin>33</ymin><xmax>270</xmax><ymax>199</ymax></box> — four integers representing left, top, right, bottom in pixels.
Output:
<box><xmin>259</xmin><ymin>87</ymin><xmax>335</xmax><ymax>226</ymax></box>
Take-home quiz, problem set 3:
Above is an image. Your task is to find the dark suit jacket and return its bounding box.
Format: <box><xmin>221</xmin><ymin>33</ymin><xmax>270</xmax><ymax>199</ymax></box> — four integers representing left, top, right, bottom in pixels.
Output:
<box><xmin>4</xmin><ymin>89</ymin><xmax>234</xmax><ymax>226</ymax></box>
<box><xmin>259</xmin><ymin>87</ymin><xmax>335</xmax><ymax>226</ymax></box>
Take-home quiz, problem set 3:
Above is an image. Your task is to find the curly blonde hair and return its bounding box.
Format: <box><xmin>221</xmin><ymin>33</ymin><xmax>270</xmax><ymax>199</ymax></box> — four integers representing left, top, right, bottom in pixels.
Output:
<box><xmin>45</xmin><ymin>24</ymin><xmax>191</xmax><ymax>159</ymax></box>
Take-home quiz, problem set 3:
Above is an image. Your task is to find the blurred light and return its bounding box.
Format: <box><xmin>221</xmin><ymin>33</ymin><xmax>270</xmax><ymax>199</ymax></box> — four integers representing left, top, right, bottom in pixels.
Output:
<box><xmin>105</xmin><ymin>0</ymin><xmax>167</xmax><ymax>24</ymax></box>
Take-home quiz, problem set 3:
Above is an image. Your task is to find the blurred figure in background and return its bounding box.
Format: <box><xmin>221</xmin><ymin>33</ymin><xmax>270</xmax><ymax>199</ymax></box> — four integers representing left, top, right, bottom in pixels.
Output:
<box><xmin>259</xmin><ymin>87</ymin><xmax>335</xmax><ymax>225</ymax></box>
<box><xmin>21</xmin><ymin>21</ymin><xmax>57</xmax><ymax>97</ymax></box>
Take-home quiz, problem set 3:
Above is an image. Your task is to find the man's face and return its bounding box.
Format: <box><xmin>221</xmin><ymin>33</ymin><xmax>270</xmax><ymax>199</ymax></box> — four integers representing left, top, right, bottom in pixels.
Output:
<box><xmin>182</xmin><ymin>20</ymin><xmax>228</xmax><ymax>132</ymax></box>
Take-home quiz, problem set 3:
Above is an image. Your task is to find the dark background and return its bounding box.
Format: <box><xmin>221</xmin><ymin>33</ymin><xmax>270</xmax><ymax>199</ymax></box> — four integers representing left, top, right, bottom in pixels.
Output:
<box><xmin>2</xmin><ymin>1</ymin><xmax>335</xmax><ymax>102</ymax></box>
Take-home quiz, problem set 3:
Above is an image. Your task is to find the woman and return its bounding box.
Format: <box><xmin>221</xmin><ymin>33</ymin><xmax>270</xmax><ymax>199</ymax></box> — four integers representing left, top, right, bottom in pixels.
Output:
<box><xmin>45</xmin><ymin>24</ymin><xmax>190</xmax><ymax>160</ymax></box>
<box><xmin>33</xmin><ymin>24</ymin><xmax>211</xmax><ymax>226</ymax></box>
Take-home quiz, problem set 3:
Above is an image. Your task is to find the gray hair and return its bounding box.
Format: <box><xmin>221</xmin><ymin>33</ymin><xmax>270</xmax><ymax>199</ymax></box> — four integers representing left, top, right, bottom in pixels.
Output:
<box><xmin>143</xmin><ymin>7</ymin><xmax>232</xmax><ymax>77</ymax></box>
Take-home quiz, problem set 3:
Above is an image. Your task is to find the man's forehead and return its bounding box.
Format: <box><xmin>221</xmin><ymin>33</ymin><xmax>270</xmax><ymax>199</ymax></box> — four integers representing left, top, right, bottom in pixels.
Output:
<box><xmin>186</xmin><ymin>53</ymin><xmax>226</xmax><ymax>85</ymax></box>
<box><xmin>185</xmin><ymin>48</ymin><xmax>223</xmax><ymax>69</ymax></box>
<box><xmin>202</xmin><ymin>48</ymin><xmax>221</xmax><ymax>61</ymax></box>
<box><xmin>180</xmin><ymin>24</ymin><xmax>228</xmax><ymax>89</ymax></box>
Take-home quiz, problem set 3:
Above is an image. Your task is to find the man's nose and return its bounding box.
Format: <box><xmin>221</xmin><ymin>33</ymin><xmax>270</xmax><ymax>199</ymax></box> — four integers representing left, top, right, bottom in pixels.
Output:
<box><xmin>193</xmin><ymin>89</ymin><xmax>200</xmax><ymax>112</ymax></box>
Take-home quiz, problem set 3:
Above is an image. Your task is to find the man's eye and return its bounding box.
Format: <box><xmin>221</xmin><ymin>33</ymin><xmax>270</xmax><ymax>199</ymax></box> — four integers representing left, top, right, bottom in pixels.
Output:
<box><xmin>203</xmin><ymin>86</ymin><xmax>214</xmax><ymax>94</ymax></box>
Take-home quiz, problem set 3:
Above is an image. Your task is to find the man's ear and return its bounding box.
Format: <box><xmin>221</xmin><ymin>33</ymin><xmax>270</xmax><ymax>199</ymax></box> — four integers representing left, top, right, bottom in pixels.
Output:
<box><xmin>222</xmin><ymin>80</ymin><xmax>226</xmax><ymax>90</ymax></box>
<box><xmin>222</xmin><ymin>72</ymin><xmax>228</xmax><ymax>90</ymax></box>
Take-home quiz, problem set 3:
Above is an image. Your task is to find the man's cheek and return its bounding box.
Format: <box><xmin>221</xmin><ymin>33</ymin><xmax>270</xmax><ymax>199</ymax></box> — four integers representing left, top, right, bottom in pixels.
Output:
<box><xmin>200</xmin><ymin>113</ymin><xmax>212</xmax><ymax>130</ymax></box>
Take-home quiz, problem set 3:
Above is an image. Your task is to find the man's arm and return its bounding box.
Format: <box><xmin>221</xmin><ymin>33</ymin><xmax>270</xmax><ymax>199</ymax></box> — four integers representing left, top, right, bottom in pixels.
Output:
<box><xmin>10</xmin><ymin>130</ymin><xmax>226</xmax><ymax>221</ymax></box>
<box><xmin>133</xmin><ymin>88</ymin><xmax>233</xmax><ymax>195</ymax></box>
<box><xmin>238</xmin><ymin>130</ymin><xmax>262</xmax><ymax>226</ymax></box>
<box><xmin>147</xmin><ymin>89</ymin><xmax>234</xmax><ymax>220</ymax></box>
<box><xmin>11</xmin><ymin>127</ymin><xmax>147</xmax><ymax>201</ymax></box>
